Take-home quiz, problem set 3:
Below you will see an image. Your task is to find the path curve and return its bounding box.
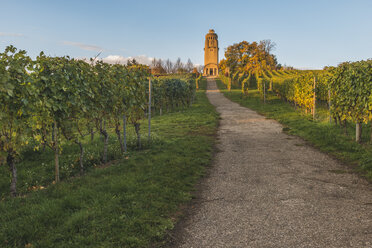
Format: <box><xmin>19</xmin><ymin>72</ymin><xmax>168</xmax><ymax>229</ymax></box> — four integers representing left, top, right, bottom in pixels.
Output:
<box><xmin>173</xmin><ymin>79</ymin><xmax>371</xmax><ymax>248</ymax></box>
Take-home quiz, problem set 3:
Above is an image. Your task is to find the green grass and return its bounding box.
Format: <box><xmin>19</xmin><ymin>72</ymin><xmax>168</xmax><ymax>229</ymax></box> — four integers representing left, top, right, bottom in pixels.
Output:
<box><xmin>198</xmin><ymin>77</ymin><xmax>208</xmax><ymax>90</ymax></box>
<box><xmin>216</xmin><ymin>79</ymin><xmax>372</xmax><ymax>181</ymax></box>
<box><xmin>0</xmin><ymin>91</ymin><xmax>219</xmax><ymax>247</ymax></box>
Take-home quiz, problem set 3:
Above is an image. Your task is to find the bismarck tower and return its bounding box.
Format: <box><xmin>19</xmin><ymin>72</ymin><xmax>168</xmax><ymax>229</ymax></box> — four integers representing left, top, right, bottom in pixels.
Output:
<box><xmin>203</xmin><ymin>29</ymin><xmax>219</xmax><ymax>77</ymax></box>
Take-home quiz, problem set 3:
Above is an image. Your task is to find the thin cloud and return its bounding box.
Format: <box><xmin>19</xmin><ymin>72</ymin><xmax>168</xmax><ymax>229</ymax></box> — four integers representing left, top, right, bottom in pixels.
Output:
<box><xmin>0</xmin><ymin>32</ymin><xmax>24</xmax><ymax>37</ymax></box>
<box><xmin>62</xmin><ymin>41</ymin><xmax>103</xmax><ymax>52</ymax></box>
<box><xmin>101</xmin><ymin>54</ymin><xmax>153</xmax><ymax>65</ymax></box>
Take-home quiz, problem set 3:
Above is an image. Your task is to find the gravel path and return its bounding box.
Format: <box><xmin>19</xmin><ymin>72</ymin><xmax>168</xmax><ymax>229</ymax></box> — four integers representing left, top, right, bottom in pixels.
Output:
<box><xmin>172</xmin><ymin>79</ymin><xmax>372</xmax><ymax>248</ymax></box>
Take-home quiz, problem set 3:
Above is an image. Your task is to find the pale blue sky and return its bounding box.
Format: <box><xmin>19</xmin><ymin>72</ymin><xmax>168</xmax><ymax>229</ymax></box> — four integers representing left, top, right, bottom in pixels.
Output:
<box><xmin>1</xmin><ymin>0</ymin><xmax>371</xmax><ymax>69</ymax></box>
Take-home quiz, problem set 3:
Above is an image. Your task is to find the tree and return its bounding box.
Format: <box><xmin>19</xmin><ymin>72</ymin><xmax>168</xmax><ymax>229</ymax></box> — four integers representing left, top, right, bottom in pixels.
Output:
<box><xmin>192</xmin><ymin>67</ymin><xmax>200</xmax><ymax>77</ymax></box>
<box><xmin>185</xmin><ymin>59</ymin><xmax>194</xmax><ymax>73</ymax></box>
<box><xmin>151</xmin><ymin>58</ymin><xmax>166</xmax><ymax>75</ymax></box>
<box><xmin>126</xmin><ymin>58</ymin><xmax>138</xmax><ymax>66</ymax></box>
<box><xmin>219</xmin><ymin>59</ymin><xmax>227</xmax><ymax>75</ymax></box>
<box><xmin>164</xmin><ymin>59</ymin><xmax>173</xmax><ymax>74</ymax></box>
<box><xmin>196</xmin><ymin>65</ymin><xmax>204</xmax><ymax>74</ymax></box>
<box><xmin>259</xmin><ymin>39</ymin><xmax>276</xmax><ymax>54</ymax></box>
<box><xmin>221</xmin><ymin>40</ymin><xmax>279</xmax><ymax>76</ymax></box>
<box><xmin>174</xmin><ymin>57</ymin><xmax>184</xmax><ymax>73</ymax></box>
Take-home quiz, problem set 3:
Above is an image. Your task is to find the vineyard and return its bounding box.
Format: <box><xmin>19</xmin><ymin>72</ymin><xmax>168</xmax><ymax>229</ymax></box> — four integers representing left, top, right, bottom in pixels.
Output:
<box><xmin>218</xmin><ymin>59</ymin><xmax>372</xmax><ymax>179</ymax></box>
<box><xmin>220</xmin><ymin>60</ymin><xmax>372</xmax><ymax>143</ymax></box>
<box><xmin>0</xmin><ymin>45</ymin><xmax>198</xmax><ymax>198</ymax></box>
<box><xmin>0</xmin><ymin>45</ymin><xmax>218</xmax><ymax>247</ymax></box>
<box><xmin>1</xmin><ymin>0</ymin><xmax>371</xmax><ymax>246</ymax></box>
<box><xmin>1</xmin><ymin>43</ymin><xmax>371</xmax><ymax>247</ymax></box>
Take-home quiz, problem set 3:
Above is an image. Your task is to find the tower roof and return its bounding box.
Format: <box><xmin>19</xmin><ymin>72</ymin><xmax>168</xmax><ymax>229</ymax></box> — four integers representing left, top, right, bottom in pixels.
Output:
<box><xmin>205</xmin><ymin>29</ymin><xmax>218</xmax><ymax>38</ymax></box>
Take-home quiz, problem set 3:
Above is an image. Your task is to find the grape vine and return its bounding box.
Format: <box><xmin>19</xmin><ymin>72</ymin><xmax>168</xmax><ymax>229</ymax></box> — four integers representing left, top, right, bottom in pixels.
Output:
<box><xmin>0</xmin><ymin>46</ymin><xmax>197</xmax><ymax>196</ymax></box>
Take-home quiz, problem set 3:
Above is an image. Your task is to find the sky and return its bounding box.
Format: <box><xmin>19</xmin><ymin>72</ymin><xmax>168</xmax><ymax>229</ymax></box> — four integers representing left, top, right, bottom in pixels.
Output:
<box><xmin>0</xmin><ymin>0</ymin><xmax>371</xmax><ymax>69</ymax></box>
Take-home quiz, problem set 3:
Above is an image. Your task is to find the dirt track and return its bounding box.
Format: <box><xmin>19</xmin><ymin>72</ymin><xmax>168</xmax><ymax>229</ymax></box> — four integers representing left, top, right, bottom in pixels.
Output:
<box><xmin>172</xmin><ymin>79</ymin><xmax>372</xmax><ymax>248</ymax></box>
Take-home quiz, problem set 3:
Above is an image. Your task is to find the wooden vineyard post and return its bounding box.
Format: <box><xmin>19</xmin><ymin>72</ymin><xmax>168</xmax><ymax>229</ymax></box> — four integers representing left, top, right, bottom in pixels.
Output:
<box><xmin>270</xmin><ymin>79</ymin><xmax>273</xmax><ymax>91</ymax></box>
<box><xmin>123</xmin><ymin>114</ymin><xmax>127</xmax><ymax>153</ymax></box>
<box><xmin>328</xmin><ymin>89</ymin><xmax>332</xmax><ymax>124</ymax></box>
<box><xmin>356</xmin><ymin>123</ymin><xmax>362</xmax><ymax>143</ymax></box>
<box><xmin>226</xmin><ymin>67</ymin><xmax>231</xmax><ymax>92</ymax></box>
<box><xmin>241</xmin><ymin>79</ymin><xmax>244</xmax><ymax>95</ymax></box>
<box><xmin>100</xmin><ymin>120</ymin><xmax>104</xmax><ymax>142</ymax></box>
<box><xmin>148</xmin><ymin>77</ymin><xmax>152</xmax><ymax>144</ymax></box>
<box><xmin>53</xmin><ymin>121</ymin><xmax>59</xmax><ymax>183</ymax></box>
<box><xmin>313</xmin><ymin>76</ymin><xmax>316</xmax><ymax>120</ymax></box>
<box><xmin>263</xmin><ymin>81</ymin><xmax>266</xmax><ymax>104</ymax></box>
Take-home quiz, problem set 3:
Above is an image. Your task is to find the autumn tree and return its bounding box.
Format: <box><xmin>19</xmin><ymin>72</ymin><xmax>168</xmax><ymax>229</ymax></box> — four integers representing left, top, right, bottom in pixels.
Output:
<box><xmin>192</xmin><ymin>67</ymin><xmax>200</xmax><ymax>77</ymax></box>
<box><xmin>220</xmin><ymin>39</ymin><xmax>279</xmax><ymax>76</ymax></box>
<box><xmin>151</xmin><ymin>58</ymin><xmax>166</xmax><ymax>75</ymax></box>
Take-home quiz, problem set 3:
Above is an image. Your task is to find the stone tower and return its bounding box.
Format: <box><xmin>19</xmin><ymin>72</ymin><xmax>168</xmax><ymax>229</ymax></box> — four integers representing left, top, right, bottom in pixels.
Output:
<box><xmin>203</xmin><ymin>29</ymin><xmax>219</xmax><ymax>77</ymax></box>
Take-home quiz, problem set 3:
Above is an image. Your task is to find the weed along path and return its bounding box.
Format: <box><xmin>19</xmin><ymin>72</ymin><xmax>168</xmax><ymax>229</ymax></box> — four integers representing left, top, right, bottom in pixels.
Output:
<box><xmin>172</xmin><ymin>79</ymin><xmax>372</xmax><ymax>248</ymax></box>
